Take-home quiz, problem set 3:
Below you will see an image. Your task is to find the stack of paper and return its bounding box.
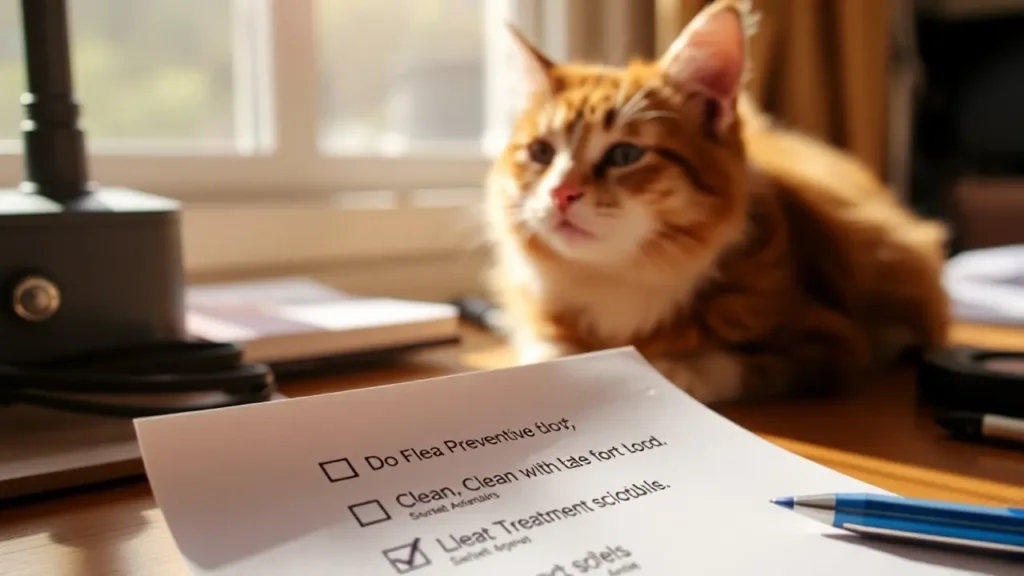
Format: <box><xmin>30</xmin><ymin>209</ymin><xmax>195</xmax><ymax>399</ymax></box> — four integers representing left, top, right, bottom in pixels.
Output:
<box><xmin>134</xmin><ymin>348</ymin><xmax>1017</xmax><ymax>575</ymax></box>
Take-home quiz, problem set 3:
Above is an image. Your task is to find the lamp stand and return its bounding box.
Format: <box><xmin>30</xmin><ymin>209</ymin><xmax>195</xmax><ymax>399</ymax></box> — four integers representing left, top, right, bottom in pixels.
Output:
<box><xmin>0</xmin><ymin>0</ymin><xmax>186</xmax><ymax>364</ymax></box>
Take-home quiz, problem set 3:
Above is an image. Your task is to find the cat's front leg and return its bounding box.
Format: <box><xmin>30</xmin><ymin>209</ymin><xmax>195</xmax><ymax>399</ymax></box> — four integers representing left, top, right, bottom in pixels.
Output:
<box><xmin>649</xmin><ymin>351</ymin><xmax>745</xmax><ymax>404</ymax></box>
<box><xmin>512</xmin><ymin>334</ymin><xmax>579</xmax><ymax>365</ymax></box>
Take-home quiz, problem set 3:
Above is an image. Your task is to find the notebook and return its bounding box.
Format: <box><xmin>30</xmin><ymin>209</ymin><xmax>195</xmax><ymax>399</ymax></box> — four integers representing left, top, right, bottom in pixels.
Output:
<box><xmin>133</xmin><ymin>347</ymin><xmax>1017</xmax><ymax>575</ymax></box>
<box><xmin>185</xmin><ymin>277</ymin><xmax>461</xmax><ymax>371</ymax></box>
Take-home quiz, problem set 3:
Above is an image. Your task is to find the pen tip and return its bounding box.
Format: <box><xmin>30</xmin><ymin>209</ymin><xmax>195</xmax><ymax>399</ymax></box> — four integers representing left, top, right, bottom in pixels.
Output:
<box><xmin>770</xmin><ymin>497</ymin><xmax>795</xmax><ymax>509</ymax></box>
<box><xmin>934</xmin><ymin>411</ymin><xmax>980</xmax><ymax>436</ymax></box>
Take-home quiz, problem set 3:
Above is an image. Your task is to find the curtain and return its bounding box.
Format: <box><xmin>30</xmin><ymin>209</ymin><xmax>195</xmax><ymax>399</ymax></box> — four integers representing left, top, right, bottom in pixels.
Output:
<box><xmin>654</xmin><ymin>0</ymin><xmax>894</xmax><ymax>182</ymax></box>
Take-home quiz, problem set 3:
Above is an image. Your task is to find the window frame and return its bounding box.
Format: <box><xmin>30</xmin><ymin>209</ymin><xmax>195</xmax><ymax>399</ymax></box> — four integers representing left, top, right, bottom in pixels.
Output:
<box><xmin>0</xmin><ymin>0</ymin><xmax>650</xmax><ymax>281</ymax></box>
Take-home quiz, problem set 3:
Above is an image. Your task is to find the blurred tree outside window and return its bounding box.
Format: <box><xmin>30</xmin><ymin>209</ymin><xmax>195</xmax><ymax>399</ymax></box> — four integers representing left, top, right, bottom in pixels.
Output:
<box><xmin>0</xmin><ymin>0</ymin><xmax>487</xmax><ymax>154</ymax></box>
<box><xmin>0</xmin><ymin>0</ymin><xmax>236</xmax><ymax>147</ymax></box>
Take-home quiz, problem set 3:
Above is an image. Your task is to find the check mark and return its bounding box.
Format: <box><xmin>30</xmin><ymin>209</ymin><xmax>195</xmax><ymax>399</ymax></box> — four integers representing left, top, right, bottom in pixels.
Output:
<box><xmin>382</xmin><ymin>537</ymin><xmax>431</xmax><ymax>574</ymax></box>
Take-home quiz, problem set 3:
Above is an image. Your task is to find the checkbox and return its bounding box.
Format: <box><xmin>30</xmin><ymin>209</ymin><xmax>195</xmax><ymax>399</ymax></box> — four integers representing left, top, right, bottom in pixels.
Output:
<box><xmin>349</xmin><ymin>499</ymin><xmax>392</xmax><ymax>527</ymax></box>
<box><xmin>382</xmin><ymin>537</ymin><xmax>431</xmax><ymax>574</ymax></box>
<box><xmin>318</xmin><ymin>457</ymin><xmax>359</xmax><ymax>483</ymax></box>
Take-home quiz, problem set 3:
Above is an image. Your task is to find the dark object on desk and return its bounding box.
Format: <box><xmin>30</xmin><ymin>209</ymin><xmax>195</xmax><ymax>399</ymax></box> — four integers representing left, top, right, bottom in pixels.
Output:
<box><xmin>0</xmin><ymin>0</ymin><xmax>185</xmax><ymax>366</ymax></box>
<box><xmin>935</xmin><ymin>410</ymin><xmax>1024</xmax><ymax>449</ymax></box>
<box><xmin>0</xmin><ymin>341</ymin><xmax>276</xmax><ymax>419</ymax></box>
<box><xmin>450</xmin><ymin>295</ymin><xmax>506</xmax><ymax>335</ymax></box>
<box><xmin>0</xmin><ymin>340</ymin><xmax>279</xmax><ymax>501</ymax></box>
<box><xmin>917</xmin><ymin>346</ymin><xmax>1024</xmax><ymax>418</ymax></box>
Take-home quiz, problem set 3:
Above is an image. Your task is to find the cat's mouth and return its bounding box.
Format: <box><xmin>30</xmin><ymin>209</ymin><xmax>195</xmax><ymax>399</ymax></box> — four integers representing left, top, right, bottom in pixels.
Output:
<box><xmin>552</xmin><ymin>215</ymin><xmax>596</xmax><ymax>240</ymax></box>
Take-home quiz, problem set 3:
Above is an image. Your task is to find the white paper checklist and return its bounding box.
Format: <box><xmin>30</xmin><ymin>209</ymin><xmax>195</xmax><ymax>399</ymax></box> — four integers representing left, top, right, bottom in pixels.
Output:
<box><xmin>134</xmin><ymin>347</ymin><xmax>1018</xmax><ymax>575</ymax></box>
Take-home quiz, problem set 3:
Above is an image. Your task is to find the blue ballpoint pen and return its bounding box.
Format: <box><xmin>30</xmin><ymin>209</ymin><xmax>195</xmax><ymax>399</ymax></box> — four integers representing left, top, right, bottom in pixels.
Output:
<box><xmin>771</xmin><ymin>492</ymin><xmax>1024</xmax><ymax>556</ymax></box>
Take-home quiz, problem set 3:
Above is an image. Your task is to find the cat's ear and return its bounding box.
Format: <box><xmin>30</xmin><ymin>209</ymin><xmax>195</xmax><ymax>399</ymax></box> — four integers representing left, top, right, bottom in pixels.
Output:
<box><xmin>657</xmin><ymin>0</ymin><xmax>753</xmax><ymax>134</ymax></box>
<box><xmin>505</xmin><ymin>22</ymin><xmax>555</xmax><ymax>96</ymax></box>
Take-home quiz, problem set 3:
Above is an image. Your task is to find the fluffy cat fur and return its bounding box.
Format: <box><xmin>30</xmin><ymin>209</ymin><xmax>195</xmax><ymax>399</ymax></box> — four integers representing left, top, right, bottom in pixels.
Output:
<box><xmin>483</xmin><ymin>0</ymin><xmax>950</xmax><ymax>404</ymax></box>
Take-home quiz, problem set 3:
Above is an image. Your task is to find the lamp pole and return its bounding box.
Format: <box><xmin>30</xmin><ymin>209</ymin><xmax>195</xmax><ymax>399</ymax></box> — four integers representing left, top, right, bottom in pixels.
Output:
<box><xmin>18</xmin><ymin>0</ymin><xmax>90</xmax><ymax>203</ymax></box>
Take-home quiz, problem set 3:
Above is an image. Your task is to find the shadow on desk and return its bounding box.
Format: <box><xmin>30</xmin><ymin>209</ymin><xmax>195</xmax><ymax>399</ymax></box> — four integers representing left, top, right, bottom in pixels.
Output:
<box><xmin>823</xmin><ymin>534</ymin><xmax>1021</xmax><ymax>576</ymax></box>
<box><xmin>0</xmin><ymin>480</ymin><xmax>170</xmax><ymax>575</ymax></box>
<box><xmin>46</xmin><ymin>497</ymin><xmax>150</xmax><ymax>575</ymax></box>
<box><xmin>718</xmin><ymin>365</ymin><xmax>1024</xmax><ymax>505</ymax></box>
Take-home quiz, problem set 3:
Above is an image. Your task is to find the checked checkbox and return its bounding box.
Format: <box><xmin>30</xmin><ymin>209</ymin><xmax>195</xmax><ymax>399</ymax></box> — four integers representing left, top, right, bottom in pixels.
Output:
<box><xmin>382</xmin><ymin>537</ymin><xmax>431</xmax><ymax>574</ymax></box>
<box><xmin>318</xmin><ymin>457</ymin><xmax>359</xmax><ymax>483</ymax></box>
<box><xmin>349</xmin><ymin>499</ymin><xmax>392</xmax><ymax>527</ymax></box>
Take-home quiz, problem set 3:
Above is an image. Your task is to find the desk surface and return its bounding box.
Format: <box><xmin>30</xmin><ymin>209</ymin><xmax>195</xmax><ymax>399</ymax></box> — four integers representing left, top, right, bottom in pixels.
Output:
<box><xmin>1</xmin><ymin>324</ymin><xmax>1023</xmax><ymax>576</ymax></box>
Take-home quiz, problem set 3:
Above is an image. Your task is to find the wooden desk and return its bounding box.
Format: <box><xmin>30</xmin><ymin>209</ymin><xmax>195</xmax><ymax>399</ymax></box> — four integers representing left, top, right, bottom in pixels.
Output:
<box><xmin>1</xmin><ymin>325</ymin><xmax>1023</xmax><ymax>576</ymax></box>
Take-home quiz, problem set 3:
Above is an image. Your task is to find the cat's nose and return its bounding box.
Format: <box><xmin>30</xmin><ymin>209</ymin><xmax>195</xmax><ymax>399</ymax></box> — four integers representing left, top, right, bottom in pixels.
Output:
<box><xmin>552</xmin><ymin>184</ymin><xmax>583</xmax><ymax>212</ymax></box>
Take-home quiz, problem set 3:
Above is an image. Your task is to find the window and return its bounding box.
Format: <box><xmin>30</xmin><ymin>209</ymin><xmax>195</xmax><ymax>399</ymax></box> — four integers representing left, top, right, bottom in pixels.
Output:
<box><xmin>315</xmin><ymin>0</ymin><xmax>485</xmax><ymax>155</ymax></box>
<box><xmin>0</xmin><ymin>0</ymin><xmax>649</xmax><ymax>278</ymax></box>
<box><xmin>0</xmin><ymin>0</ymin><xmax>243</xmax><ymax>152</ymax></box>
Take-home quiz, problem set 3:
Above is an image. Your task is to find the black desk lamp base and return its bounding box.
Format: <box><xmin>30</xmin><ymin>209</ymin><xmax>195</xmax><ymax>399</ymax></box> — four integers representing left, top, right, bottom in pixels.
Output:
<box><xmin>0</xmin><ymin>188</ymin><xmax>185</xmax><ymax>364</ymax></box>
<box><xmin>0</xmin><ymin>0</ymin><xmax>185</xmax><ymax>364</ymax></box>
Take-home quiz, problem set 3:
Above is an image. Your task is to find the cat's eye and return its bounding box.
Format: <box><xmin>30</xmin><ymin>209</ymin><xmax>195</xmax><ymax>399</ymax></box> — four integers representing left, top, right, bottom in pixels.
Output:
<box><xmin>603</xmin><ymin>143</ymin><xmax>646</xmax><ymax>167</ymax></box>
<box><xmin>527</xmin><ymin>139</ymin><xmax>555</xmax><ymax>165</ymax></box>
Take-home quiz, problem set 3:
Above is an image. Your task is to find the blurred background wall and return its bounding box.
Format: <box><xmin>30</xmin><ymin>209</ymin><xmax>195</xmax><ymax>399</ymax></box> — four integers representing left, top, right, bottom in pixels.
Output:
<box><xmin>655</xmin><ymin>0</ymin><xmax>892</xmax><ymax>185</ymax></box>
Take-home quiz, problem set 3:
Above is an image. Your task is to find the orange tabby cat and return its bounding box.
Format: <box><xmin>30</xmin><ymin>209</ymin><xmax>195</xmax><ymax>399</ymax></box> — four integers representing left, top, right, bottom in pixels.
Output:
<box><xmin>483</xmin><ymin>0</ymin><xmax>950</xmax><ymax>403</ymax></box>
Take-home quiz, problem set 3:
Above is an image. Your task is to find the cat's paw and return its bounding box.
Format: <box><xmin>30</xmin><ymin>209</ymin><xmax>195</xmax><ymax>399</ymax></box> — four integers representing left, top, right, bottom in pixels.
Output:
<box><xmin>515</xmin><ymin>338</ymin><xmax>576</xmax><ymax>365</ymax></box>
<box><xmin>649</xmin><ymin>359</ymin><xmax>719</xmax><ymax>402</ymax></box>
<box><xmin>650</xmin><ymin>353</ymin><xmax>744</xmax><ymax>404</ymax></box>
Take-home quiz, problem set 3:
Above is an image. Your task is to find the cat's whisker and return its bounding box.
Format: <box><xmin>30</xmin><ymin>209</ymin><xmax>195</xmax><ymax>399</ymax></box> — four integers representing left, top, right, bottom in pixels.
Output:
<box><xmin>622</xmin><ymin>110</ymin><xmax>681</xmax><ymax>125</ymax></box>
<box><xmin>619</xmin><ymin>101</ymin><xmax>646</xmax><ymax>123</ymax></box>
<box><xmin>617</xmin><ymin>102</ymin><xmax>649</xmax><ymax>128</ymax></box>
<box><xmin>620</xmin><ymin>82</ymin><xmax>653</xmax><ymax>115</ymax></box>
<box><xmin>569</xmin><ymin>117</ymin><xmax>585</xmax><ymax>151</ymax></box>
<box><xmin>614</xmin><ymin>78</ymin><xmax>632</xmax><ymax>111</ymax></box>
<box><xmin>617</xmin><ymin>82</ymin><xmax>655</xmax><ymax>126</ymax></box>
